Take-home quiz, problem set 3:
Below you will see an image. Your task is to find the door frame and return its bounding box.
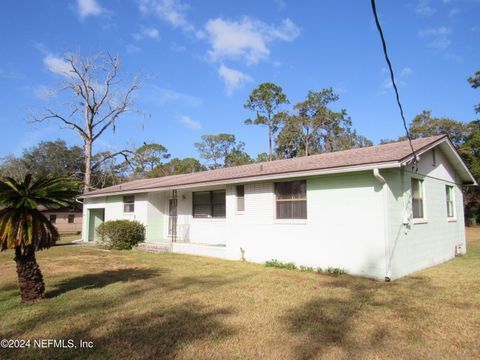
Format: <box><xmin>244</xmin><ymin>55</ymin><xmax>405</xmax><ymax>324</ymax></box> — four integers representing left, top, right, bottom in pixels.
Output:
<box><xmin>88</xmin><ymin>208</ymin><xmax>105</xmax><ymax>242</ymax></box>
<box><xmin>168</xmin><ymin>198</ymin><xmax>178</xmax><ymax>240</ymax></box>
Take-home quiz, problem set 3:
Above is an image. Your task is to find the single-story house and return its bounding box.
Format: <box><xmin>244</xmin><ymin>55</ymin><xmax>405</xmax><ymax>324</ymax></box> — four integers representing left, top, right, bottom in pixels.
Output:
<box><xmin>80</xmin><ymin>135</ymin><xmax>476</xmax><ymax>280</ymax></box>
<box><xmin>40</xmin><ymin>206</ymin><xmax>83</xmax><ymax>235</ymax></box>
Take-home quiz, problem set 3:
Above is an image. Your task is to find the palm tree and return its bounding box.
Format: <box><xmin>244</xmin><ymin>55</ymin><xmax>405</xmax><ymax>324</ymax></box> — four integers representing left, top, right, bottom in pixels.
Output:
<box><xmin>0</xmin><ymin>175</ymin><xmax>78</xmax><ymax>302</ymax></box>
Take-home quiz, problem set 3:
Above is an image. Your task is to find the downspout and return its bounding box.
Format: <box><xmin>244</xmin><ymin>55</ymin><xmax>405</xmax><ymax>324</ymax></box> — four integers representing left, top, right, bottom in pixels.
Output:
<box><xmin>373</xmin><ymin>168</ymin><xmax>392</xmax><ymax>282</ymax></box>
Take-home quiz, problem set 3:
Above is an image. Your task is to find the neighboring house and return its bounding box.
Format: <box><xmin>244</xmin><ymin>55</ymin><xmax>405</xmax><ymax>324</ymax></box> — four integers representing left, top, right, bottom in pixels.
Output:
<box><xmin>80</xmin><ymin>135</ymin><xmax>476</xmax><ymax>280</ymax></box>
<box><xmin>41</xmin><ymin>206</ymin><xmax>83</xmax><ymax>235</ymax></box>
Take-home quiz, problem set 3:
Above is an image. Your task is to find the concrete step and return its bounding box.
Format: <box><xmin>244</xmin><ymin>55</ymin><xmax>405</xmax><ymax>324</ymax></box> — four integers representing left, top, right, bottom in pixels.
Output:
<box><xmin>135</xmin><ymin>242</ymin><xmax>172</xmax><ymax>253</ymax></box>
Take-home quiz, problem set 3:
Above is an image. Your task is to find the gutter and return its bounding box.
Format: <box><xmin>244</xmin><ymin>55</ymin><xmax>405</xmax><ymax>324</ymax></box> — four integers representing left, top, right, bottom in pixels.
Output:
<box><xmin>373</xmin><ymin>168</ymin><xmax>392</xmax><ymax>282</ymax></box>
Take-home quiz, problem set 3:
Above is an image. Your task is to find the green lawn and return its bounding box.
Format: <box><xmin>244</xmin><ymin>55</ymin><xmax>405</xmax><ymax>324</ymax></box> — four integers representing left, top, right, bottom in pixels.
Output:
<box><xmin>1</xmin><ymin>229</ymin><xmax>479</xmax><ymax>360</ymax></box>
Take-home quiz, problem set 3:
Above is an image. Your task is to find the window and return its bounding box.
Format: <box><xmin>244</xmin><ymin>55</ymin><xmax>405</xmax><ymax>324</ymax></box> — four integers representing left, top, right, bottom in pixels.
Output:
<box><xmin>411</xmin><ymin>178</ymin><xmax>424</xmax><ymax>219</ymax></box>
<box><xmin>68</xmin><ymin>214</ymin><xmax>75</xmax><ymax>224</ymax></box>
<box><xmin>49</xmin><ymin>214</ymin><xmax>57</xmax><ymax>224</ymax></box>
<box><xmin>446</xmin><ymin>185</ymin><xmax>455</xmax><ymax>218</ymax></box>
<box><xmin>236</xmin><ymin>185</ymin><xmax>245</xmax><ymax>212</ymax></box>
<box><xmin>275</xmin><ymin>180</ymin><xmax>307</xmax><ymax>219</ymax></box>
<box><xmin>193</xmin><ymin>190</ymin><xmax>226</xmax><ymax>218</ymax></box>
<box><xmin>123</xmin><ymin>195</ymin><xmax>135</xmax><ymax>213</ymax></box>
<box><xmin>432</xmin><ymin>148</ymin><xmax>437</xmax><ymax>166</ymax></box>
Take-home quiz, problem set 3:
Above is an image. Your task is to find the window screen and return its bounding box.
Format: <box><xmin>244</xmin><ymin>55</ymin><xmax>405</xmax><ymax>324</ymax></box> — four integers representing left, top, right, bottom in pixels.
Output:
<box><xmin>193</xmin><ymin>190</ymin><xmax>226</xmax><ymax>218</ymax></box>
<box><xmin>236</xmin><ymin>185</ymin><xmax>245</xmax><ymax>212</ymax></box>
<box><xmin>275</xmin><ymin>180</ymin><xmax>307</xmax><ymax>219</ymax></box>
<box><xmin>123</xmin><ymin>195</ymin><xmax>135</xmax><ymax>213</ymax></box>
<box><xmin>411</xmin><ymin>178</ymin><xmax>424</xmax><ymax>219</ymax></box>
<box><xmin>446</xmin><ymin>185</ymin><xmax>454</xmax><ymax>218</ymax></box>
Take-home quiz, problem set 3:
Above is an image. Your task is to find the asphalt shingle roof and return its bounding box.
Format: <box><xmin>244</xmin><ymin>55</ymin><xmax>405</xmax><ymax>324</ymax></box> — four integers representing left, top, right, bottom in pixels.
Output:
<box><xmin>83</xmin><ymin>135</ymin><xmax>446</xmax><ymax>197</ymax></box>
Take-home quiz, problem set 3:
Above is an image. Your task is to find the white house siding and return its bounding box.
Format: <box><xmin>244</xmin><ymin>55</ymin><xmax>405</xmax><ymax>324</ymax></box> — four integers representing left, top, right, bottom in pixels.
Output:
<box><xmin>224</xmin><ymin>172</ymin><xmax>387</xmax><ymax>279</ymax></box>
<box><xmin>162</xmin><ymin>186</ymin><xmax>227</xmax><ymax>245</ymax></box>
<box><xmin>82</xmin><ymin>194</ymin><xmax>150</xmax><ymax>241</ymax></box>
<box><xmin>385</xmin><ymin>148</ymin><xmax>466</xmax><ymax>280</ymax></box>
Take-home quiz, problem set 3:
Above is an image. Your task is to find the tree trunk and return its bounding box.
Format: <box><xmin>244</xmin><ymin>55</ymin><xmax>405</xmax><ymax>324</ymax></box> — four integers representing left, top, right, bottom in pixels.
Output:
<box><xmin>84</xmin><ymin>139</ymin><xmax>92</xmax><ymax>193</ymax></box>
<box><xmin>305</xmin><ymin>128</ymin><xmax>310</xmax><ymax>156</ymax></box>
<box><xmin>14</xmin><ymin>246</ymin><xmax>45</xmax><ymax>302</ymax></box>
<box><xmin>268</xmin><ymin>126</ymin><xmax>273</xmax><ymax>161</ymax></box>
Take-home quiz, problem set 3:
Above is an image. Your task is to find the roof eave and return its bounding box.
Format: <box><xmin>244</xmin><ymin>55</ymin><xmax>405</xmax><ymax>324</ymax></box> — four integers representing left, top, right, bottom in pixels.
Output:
<box><xmin>80</xmin><ymin>161</ymin><xmax>402</xmax><ymax>199</ymax></box>
<box><xmin>400</xmin><ymin>136</ymin><xmax>477</xmax><ymax>186</ymax></box>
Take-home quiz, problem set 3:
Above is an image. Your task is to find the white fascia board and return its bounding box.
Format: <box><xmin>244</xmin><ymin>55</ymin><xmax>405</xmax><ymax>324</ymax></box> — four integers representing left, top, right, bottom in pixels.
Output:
<box><xmin>81</xmin><ymin>161</ymin><xmax>401</xmax><ymax>199</ymax></box>
<box><xmin>400</xmin><ymin>137</ymin><xmax>477</xmax><ymax>185</ymax></box>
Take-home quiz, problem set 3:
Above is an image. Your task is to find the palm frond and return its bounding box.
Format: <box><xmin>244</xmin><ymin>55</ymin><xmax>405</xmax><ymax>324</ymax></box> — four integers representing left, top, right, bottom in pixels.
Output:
<box><xmin>0</xmin><ymin>175</ymin><xmax>78</xmax><ymax>252</ymax></box>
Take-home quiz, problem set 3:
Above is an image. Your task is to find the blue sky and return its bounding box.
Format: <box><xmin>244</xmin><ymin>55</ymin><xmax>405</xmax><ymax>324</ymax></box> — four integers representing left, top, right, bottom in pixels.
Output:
<box><xmin>0</xmin><ymin>0</ymin><xmax>478</xmax><ymax>161</ymax></box>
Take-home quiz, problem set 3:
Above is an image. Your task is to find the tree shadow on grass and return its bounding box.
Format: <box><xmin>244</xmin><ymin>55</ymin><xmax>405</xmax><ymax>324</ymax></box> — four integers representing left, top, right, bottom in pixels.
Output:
<box><xmin>283</xmin><ymin>275</ymin><xmax>436</xmax><ymax>359</ymax></box>
<box><xmin>2</xmin><ymin>300</ymin><xmax>235</xmax><ymax>360</ymax></box>
<box><xmin>47</xmin><ymin>267</ymin><xmax>162</xmax><ymax>298</ymax></box>
<box><xmin>47</xmin><ymin>267</ymin><xmax>252</xmax><ymax>299</ymax></box>
<box><xmin>87</xmin><ymin>302</ymin><xmax>236</xmax><ymax>359</ymax></box>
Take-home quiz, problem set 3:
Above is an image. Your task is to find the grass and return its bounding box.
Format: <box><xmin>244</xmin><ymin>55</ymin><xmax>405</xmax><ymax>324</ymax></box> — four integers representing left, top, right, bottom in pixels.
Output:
<box><xmin>0</xmin><ymin>229</ymin><xmax>479</xmax><ymax>359</ymax></box>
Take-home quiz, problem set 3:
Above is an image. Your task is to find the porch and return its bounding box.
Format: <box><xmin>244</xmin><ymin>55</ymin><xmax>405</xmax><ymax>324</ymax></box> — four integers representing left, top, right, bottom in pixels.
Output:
<box><xmin>136</xmin><ymin>240</ymin><xmax>229</xmax><ymax>259</ymax></box>
<box><xmin>145</xmin><ymin>187</ymin><xmax>228</xmax><ymax>247</ymax></box>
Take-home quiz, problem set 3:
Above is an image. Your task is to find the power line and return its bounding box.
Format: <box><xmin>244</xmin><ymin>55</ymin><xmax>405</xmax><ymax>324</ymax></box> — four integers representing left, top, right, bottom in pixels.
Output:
<box><xmin>370</xmin><ymin>0</ymin><xmax>417</xmax><ymax>163</ymax></box>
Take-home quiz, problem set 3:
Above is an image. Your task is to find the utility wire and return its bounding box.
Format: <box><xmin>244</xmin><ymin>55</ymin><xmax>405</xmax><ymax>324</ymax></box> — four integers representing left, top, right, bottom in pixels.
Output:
<box><xmin>370</xmin><ymin>0</ymin><xmax>417</xmax><ymax>163</ymax></box>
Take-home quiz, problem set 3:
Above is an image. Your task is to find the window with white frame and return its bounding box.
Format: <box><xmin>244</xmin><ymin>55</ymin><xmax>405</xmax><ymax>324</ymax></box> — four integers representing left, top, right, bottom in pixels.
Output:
<box><xmin>236</xmin><ymin>185</ymin><xmax>245</xmax><ymax>212</ymax></box>
<box><xmin>275</xmin><ymin>180</ymin><xmax>307</xmax><ymax>220</ymax></box>
<box><xmin>446</xmin><ymin>185</ymin><xmax>455</xmax><ymax>218</ymax></box>
<box><xmin>123</xmin><ymin>195</ymin><xmax>135</xmax><ymax>213</ymax></box>
<box><xmin>411</xmin><ymin>178</ymin><xmax>424</xmax><ymax>219</ymax></box>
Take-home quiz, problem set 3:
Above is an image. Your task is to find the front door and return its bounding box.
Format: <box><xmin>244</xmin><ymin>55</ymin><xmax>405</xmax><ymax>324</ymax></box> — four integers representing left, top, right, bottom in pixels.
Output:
<box><xmin>88</xmin><ymin>208</ymin><xmax>105</xmax><ymax>242</ymax></box>
<box><xmin>168</xmin><ymin>198</ymin><xmax>177</xmax><ymax>239</ymax></box>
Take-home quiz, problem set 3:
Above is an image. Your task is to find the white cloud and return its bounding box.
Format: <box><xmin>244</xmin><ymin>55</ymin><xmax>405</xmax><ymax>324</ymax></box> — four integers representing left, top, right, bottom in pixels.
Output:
<box><xmin>77</xmin><ymin>0</ymin><xmax>104</xmax><ymax>19</ymax></box>
<box><xmin>43</xmin><ymin>54</ymin><xmax>71</xmax><ymax>77</ymax></box>
<box><xmin>138</xmin><ymin>0</ymin><xmax>195</xmax><ymax>32</ymax></box>
<box><xmin>170</xmin><ymin>42</ymin><xmax>186</xmax><ymax>52</ymax></box>
<box><xmin>144</xmin><ymin>27</ymin><xmax>160</xmax><ymax>39</ymax></box>
<box><xmin>126</xmin><ymin>44</ymin><xmax>142</xmax><ymax>55</ymax></box>
<box><xmin>415</xmin><ymin>0</ymin><xmax>436</xmax><ymax>16</ymax></box>
<box><xmin>448</xmin><ymin>8</ymin><xmax>461</xmax><ymax>17</ymax></box>
<box><xmin>419</xmin><ymin>26</ymin><xmax>452</xmax><ymax>49</ymax></box>
<box><xmin>179</xmin><ymin>115</ymin><xmax>202</xmax><ymax>130</ymax></box>
<box><xmin>400</xmin><ymin>67</ymin><xmax>413</xmax><ymax>77</ymax></box>
<box><xmin>146</xmin><ymin>86</ymin><xmax>202</xmax><ymax>107</ymax></box>
<box><xmin>33</xmin><ymin>85</ymin><xmax>55</xmax><ymax>100</ymax></box>
<box><xmin>218</xmin><ymin>64</ymin><xmax>252</xmax><ymax>95</ymax></box>
<box><xmin>133</xmin><ymin>26</ymin><xmax>160</xmax><ymax>40</ymax></box>
<box><xmin>382</xmin><ymin>67</ymin><xmax>413</xmax><ymax>90</ymax></box>
<box><xmin>204</xmin><ymin>17</ymin><xmax>300</xmax><ymax>65</ymax></box>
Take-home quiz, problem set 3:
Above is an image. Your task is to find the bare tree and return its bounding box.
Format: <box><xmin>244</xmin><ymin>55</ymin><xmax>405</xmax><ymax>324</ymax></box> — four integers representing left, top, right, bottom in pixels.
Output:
<box><xmin>31</xmin><ymin>52</ymin><xmax>140</xmax><ymax>192</ymax></box>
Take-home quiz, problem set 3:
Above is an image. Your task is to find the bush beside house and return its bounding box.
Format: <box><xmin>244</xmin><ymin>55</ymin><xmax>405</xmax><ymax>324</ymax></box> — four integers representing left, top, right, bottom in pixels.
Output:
<box><xmin>96</xmin><ymin>220</ymin><xmax>145</xmax><ymax>250</ymax></box>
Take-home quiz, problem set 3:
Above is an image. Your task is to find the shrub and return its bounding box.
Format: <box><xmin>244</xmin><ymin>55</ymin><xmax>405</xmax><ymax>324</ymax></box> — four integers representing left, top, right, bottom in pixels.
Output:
<box><xmin>325</xmin><ymin>267</ymin><xmax>345</xmax><ymax>275</ymax></box>
<box><xmin>265</xmin><ymin>259</ymin><xmax>297</xmax><ymax>270</ymax></box>
<box><xmin>299</xmin><ymin>265</ymin><xmax>315</xmax><ymax>272</ymax></box>
<box><xmin>265</xmin><ymin>260</ymin><xmax>345</xmax><ymax>276</ymax></box>
<box><xmin>96</xmin><ymin>220</ymin><xmax>145</xmax><ymax>250</ymax></box>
